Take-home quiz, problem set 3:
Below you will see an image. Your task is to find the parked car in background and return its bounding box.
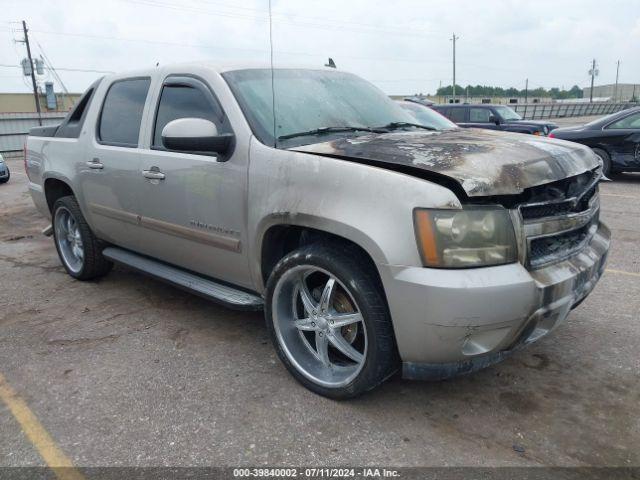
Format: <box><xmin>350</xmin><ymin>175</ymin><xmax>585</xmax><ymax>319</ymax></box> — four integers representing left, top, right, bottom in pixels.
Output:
<box><xmin>0</xmin><ymin>153</ymin><xmax>10</xmax><ymax>184</ymax></box>
<box><xmin>396</xmin><ymin>100</ymin><xmax>457</xmax><ymax>130</ymax></box>
<box><xmin>26</xmin><ymin>63</ymin><xmax>609</xmax><ymax>398</ymax></box>
<box><xmin>403</xmin><ymin>96</ymin><xmax>435</xmax><ymax>106</ymax></box>
<box><xmin>432</xmin><ymin>104</ymin><xmax>558</xmax><ymax>136</ymax></box>
<box><xmin>549</xmin><ymin>106</ymin><xmax>640</xmax><ymax>177</ymax></box>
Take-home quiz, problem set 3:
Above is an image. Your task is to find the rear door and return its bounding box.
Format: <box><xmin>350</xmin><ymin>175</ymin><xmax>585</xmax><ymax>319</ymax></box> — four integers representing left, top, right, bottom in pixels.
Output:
<box><xmin>81</xmin><ymin>77</ymin><xmax>151</xmax><ymax>250</ymax></box>
<box><xmin>134</xmin><ymin>75</ymin><xmax>252</xmax><ymax>288</ymax></box>
<box><xmin>447</xmin><ymin>107</ymin><xmax>467</xmax><ymax>126</ymax></box>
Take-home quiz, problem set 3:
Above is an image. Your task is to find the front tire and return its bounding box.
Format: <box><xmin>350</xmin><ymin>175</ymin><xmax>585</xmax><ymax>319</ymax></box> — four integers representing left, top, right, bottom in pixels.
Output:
<box><xmin>52</xmin><ymin>196</ymin><xmax>112</xmax><ymax>280</ymax></box>
<box><xmin>265</xmin><ymin>242</ymin><xmax>399</xmax><ymax>399</ymax></box>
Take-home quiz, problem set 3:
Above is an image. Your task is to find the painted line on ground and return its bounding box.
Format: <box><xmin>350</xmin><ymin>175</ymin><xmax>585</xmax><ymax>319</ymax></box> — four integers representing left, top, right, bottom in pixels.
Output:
<box><xmin>0</xmin><ymin>372</ymin><xmax>85</xmax><ymax>480</ymax></box>
<box><xmin>605</xmin><ymin>268</ymin><xmax>640</xmax><ymax>278</ymax></box>
<box><xmin>600</xmin><ymin>193</ymin><xmax>640</xmax><ymax>199</ymax></box>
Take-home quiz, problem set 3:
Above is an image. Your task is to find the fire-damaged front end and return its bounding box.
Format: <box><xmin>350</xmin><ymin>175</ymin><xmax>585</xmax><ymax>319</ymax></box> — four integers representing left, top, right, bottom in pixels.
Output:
<box><xmin>292</xmin><ymin>129</ymin><xmax>610</xmax><ymax>379</ymax></box>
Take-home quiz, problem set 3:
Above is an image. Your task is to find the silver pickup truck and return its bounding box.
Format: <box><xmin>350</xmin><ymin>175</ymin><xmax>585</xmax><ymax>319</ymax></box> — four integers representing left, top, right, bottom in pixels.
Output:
<box><xmin>26</xmin><ymin>63</ymin><xmax>610</xmax><ymax>398</ymax></box>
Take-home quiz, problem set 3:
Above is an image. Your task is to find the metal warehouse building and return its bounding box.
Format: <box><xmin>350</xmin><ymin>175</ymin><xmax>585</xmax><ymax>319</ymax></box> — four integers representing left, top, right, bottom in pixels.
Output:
<box><xmin>583</xmin><ymin>83</ymin><xmax>639</xmax><ymax>102</ymax></box>
<box><xmin>0</xmin><ymin>91</ymin><xmax>80</xmax><ymax>114</ymax></box>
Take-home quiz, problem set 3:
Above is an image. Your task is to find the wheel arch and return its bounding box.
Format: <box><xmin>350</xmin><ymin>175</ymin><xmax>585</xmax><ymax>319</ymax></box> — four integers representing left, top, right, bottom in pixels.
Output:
<box><xmin>256</xmin><ymin>215</ymin><xmax>388</xmax><ymax>292</ymax></box>
<box><xmin>43</xmin><ymin>175</ymin><xmax>76</xmax><ymax>212</ymax></box>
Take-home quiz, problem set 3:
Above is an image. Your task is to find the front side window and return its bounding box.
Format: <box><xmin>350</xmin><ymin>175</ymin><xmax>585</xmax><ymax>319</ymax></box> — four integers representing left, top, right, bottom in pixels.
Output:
<box><xmin>493</xmin><ymin>106</ymin><xmax>522</xmax><ymax>121</ymax></box>
<box><xmin>153</xmin><ymin>83</ymin><xmax>225</xmax><ymax>148</ymax></box>
<box><xmin>607</xmin><ymin>112</ymin><xmax>640</xmax><ymax>129</ymax></box>
<box><xmin>98</xmin><ymin>78</ymin><xmax>150</xmax><ymax>147</ymax></box>
<box><xmin>223</xmin><ymin>69</ymin><xmax>418</xmax><ymax>147</ymax></box>
<box><xmin>469</xmin><ymin>108</ymin><xmax>492</xmax><ymax>123</ymax></box>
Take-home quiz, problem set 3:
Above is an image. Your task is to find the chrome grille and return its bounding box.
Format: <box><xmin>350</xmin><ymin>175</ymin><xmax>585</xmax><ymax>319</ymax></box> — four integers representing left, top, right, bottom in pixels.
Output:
<box><xmin>520</xmin><ymin>183</ymin><xmax>597</xmax><ymax>220</ymax></box>
<box><xmin>517</xmin><ymin>170</ymin><xmax>601</xmax><ymax>269</ymax></box>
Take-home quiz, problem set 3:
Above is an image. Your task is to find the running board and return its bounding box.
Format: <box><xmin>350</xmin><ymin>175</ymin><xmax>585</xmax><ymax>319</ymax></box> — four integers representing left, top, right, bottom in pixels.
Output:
<box><xmin>102</xmin><ymin>247</ymin><xmax>263</xmax><ymax>311</ymax></box>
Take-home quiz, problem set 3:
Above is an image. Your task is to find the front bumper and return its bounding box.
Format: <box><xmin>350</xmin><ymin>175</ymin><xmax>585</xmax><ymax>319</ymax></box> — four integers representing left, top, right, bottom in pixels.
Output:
<box><xmin>0</xmin><ymin>165</ymin><xmax>8</xmax><ymax>178</ymax></box>
<box><xmin>380</xmin><ymin>221</ymin><xmax>610</xmax><ymax>380</ymax></box>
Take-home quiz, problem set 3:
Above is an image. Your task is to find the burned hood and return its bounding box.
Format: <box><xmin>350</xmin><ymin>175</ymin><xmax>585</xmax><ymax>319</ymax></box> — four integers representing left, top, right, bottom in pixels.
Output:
<box><xmin>291</xmin><ymin>128</ymin><xmax>599</xmax><ymax>197</ymax></box>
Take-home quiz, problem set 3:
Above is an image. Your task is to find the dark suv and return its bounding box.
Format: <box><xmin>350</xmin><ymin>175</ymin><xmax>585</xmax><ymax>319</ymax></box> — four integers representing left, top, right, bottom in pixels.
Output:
<box><xmin>432</xmin><ymin>104</ymin><xmax>557</xmax><ymax>136</ymax></box>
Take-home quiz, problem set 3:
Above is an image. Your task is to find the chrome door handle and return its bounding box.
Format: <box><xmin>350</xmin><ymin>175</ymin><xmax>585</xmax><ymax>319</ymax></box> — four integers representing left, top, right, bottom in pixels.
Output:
<box><xmin>142</xmin><ymin>167</ymin><xmax>165</xmax><ymax>180</ymax></box>
<box><xmin>86</xmin><ymin>158</ymin><xmax>103</xmax><ymax>169</ymax></box>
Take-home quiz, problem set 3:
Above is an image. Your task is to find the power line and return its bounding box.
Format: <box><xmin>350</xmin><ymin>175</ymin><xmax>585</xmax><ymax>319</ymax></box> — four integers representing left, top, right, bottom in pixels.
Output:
<box><xmin>27</xmin><ymin>28</ymin><xmax>455</xmax><ymax>65</ymax></box>
<box><xmin>118</xmin><ymin>0</ymin><xmax>448</xmax><ymax>39</ymax></box>
<box><xmin>34</xmin><ymin>40</ymin><xmax>69</xmax><ymax>94</ymax></box>
<box><xmin>188</xmin><ymin>0</ymin><xmax>447</xmax><ymax>37</ymax></box>
<box><xmin>0</xmin><ymin>63</ymin><xmax>113</xmax><ymax>74</ymax></box>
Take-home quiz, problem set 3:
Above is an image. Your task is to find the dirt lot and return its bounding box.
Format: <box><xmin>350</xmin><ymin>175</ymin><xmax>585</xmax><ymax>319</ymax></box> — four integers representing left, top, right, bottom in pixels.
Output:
<box><xmin>0</xmin><ymin>154</ymin><xmax>638</xmax><ymax>469</ymax></box>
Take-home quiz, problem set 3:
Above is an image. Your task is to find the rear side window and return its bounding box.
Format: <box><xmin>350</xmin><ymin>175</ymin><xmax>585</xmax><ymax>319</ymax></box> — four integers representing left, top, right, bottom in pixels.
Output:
<box><xmin>56</xmin><ymin>78</ymin><xmax>102</xmax><ymax>139</ymax></box>
<box><xmin>152</xmin><ymin>83</ymin><xmax>224</xmax><ymax>148</ymax></box>
<box><xmin>469</xmin><ymin>108</ymin><xmax>491</xmax><ymax>123</ymax></box>
<box><xmin>98</xmin><ymin>78</ymin><xmax>150</xmax><ymax>147</ymax></box>
<box><xmin>448</xmin><ymin>108</ymin><xmax>466</xmax><ymax>123</ymax></box>
<box><xmin>607</xmin><ymin>112</ymin><xmax>640</xmax><ymax>129</ymax></box>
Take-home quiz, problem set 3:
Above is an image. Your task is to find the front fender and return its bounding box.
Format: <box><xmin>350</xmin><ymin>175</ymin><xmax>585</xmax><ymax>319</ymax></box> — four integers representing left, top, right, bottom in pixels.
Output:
<box><xmin>246</xmin><ymin>138</ymin><xmax>462</xmax><ymax>292</ymax></box>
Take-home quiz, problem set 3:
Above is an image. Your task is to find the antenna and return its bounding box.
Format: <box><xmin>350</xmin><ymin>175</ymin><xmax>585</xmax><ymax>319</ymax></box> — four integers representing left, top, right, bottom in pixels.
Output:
<box><xmin>268</xmin><ymin>0</ymin><xmax>277</xmax><ymax>147</ymax></box>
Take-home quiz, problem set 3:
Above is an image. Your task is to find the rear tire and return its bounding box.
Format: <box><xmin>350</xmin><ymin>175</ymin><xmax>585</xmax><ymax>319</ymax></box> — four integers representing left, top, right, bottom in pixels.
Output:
<box><xmin>265</xmin><ymin>241</ymin><xmax>399</xmax><ymax>399</ymax></box>
<box><xmin>52</xmin><ymin>196</ymin><xmax>112</xmax><ymax>280</ymax></box>
<box><xmin>592</xmin><ymin>148</ymin><xmax>612</xmax><ymax>177</ymax></box>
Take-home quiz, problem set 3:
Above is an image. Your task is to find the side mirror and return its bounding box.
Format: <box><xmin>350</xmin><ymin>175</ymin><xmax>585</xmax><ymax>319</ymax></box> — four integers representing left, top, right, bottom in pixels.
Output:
<box><xmin>161</xmin><ymin>118</ymin><xmax>234</xmax><ymax>155</ymax></box>
<box><xmin>488</xmin><ymin>115</ymin><xmax>500</xmax><ymax>125</ymax></box>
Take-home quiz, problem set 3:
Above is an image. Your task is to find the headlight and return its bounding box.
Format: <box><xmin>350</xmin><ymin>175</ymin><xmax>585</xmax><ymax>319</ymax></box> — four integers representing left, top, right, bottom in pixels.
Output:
<box><xmin>414</xmin><ymin>207</ymin><xmax>518</xmax><ymax>268</ymax></box>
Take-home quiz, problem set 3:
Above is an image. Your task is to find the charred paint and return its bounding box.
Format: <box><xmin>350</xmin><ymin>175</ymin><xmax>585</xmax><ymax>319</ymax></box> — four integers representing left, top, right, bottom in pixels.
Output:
<box><xmin>291</xmin><ymin>128</ymin><xmax>600</xmax><ymax>197</ymax></box>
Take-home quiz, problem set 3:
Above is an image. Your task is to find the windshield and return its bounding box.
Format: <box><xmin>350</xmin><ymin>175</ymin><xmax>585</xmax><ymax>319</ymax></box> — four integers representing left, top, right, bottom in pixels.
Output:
<box><xmin>493</xmin><ymin>106</ymin><xmax>522</xmax><ymax>121</ymax></box>
<box><xmin>223</xmin><ymin>68</ymin><xmax>421</xmax><ymax>147</ymax></box>
<box><xmin>397</xmin><ymin>101</ymin><xmax>457</xmax><ymax>130</ymax></box>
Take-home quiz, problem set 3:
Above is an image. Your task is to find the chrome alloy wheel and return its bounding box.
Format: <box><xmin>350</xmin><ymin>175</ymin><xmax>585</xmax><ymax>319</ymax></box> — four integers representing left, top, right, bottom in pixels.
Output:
<box><xmin>272</xmin><ymin>266</ymin><xmax>368</xmax><ymax>388</ymax></box>
<box><xmin>54</xmin><ymin>206</ymin><xmax>84</xmax><ymax>273</ymax></box>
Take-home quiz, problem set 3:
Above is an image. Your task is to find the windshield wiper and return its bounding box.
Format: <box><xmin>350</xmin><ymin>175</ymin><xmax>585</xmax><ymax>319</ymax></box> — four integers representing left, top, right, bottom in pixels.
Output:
<box><xmin>376</xmin><ymin>121</ymin><xmax>437</xmax><ymax>132</ymax></box>
<box><xmin>277</xmin><ymin>126</ymin><xmax>383</xmax><ymax>141</ymax></box>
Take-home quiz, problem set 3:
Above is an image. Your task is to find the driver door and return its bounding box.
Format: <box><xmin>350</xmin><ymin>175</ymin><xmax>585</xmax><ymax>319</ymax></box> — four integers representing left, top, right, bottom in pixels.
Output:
<box><xmin>134</xmin><ymin>75</ymin><xmax>252</xmax><ymax>288</ymax></box>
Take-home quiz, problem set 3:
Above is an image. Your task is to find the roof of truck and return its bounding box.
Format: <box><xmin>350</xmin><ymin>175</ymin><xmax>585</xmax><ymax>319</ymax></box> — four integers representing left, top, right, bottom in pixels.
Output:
<box><xmin>105</xmin><ymin>62</ymin><xmax>341</xmax><ymax>79</ymax></box>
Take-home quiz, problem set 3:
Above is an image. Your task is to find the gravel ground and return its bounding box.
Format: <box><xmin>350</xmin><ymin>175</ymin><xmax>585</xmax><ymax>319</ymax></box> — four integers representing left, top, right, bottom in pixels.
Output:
<box><xmin>0</xmin><ymin>153</ymin><xmax>638</xmax><ymax>469</ymax></box>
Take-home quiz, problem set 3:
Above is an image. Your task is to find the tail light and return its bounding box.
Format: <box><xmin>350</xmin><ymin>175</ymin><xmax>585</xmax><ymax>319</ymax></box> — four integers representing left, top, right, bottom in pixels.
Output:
<box><xmin>548</xmin><ymin>132</ymin><xmax>556</xmax><ymax>138</ymax></box>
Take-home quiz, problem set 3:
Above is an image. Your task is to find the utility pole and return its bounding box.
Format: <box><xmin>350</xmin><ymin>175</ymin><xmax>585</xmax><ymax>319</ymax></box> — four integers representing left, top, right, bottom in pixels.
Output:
<box><xmin>524</xmin><ymin>78</ymin><xmax>528</xmax><ymax>103</ymax></box>
<box><xmin>19</xmin><ymin>21</ymin><xmax>42</xmax><ymax>125</ymax></box>
<box><xmin>614</xmin><ymin>60</ymin><xmax>620</xmax><ymax>103</ymax></box>
<box><xmin>450</xmin><ymin>33</ymin><xmax>459</xmax><ymax>103</ymax></box>
<box><xmin>588</xmin><ymin>58</ymin><xmax>598</xmax><ymax>103</ymax></box>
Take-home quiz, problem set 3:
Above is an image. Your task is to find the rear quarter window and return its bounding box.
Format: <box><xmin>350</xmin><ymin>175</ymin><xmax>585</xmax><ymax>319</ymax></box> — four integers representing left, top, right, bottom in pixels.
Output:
<box><xmin>98</xmin><ymin>78</ymin><xmax>151</xmax><ymax>147</ymax></box>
